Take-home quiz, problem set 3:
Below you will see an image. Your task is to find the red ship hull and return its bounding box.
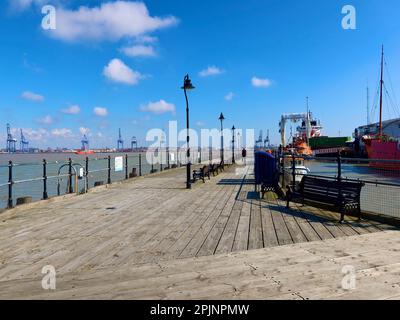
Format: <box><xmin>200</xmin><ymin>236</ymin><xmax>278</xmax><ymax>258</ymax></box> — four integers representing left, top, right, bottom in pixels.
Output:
<box><xmin>364</xmin><ymin>137</ymin><xmax>400</xmax><ymax>170</ymax></box>
<box><xmin>75</xmin><ymin>150</ymin><xmax>95</xmax><ymax>155</ymax></box>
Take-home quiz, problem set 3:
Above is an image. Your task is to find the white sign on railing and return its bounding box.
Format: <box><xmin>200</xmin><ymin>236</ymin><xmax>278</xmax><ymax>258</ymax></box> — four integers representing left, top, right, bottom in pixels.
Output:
<box><xmin>115</xmin><ymin>157</ymin><xmax>123</xmax><ymax>172</ymax></box>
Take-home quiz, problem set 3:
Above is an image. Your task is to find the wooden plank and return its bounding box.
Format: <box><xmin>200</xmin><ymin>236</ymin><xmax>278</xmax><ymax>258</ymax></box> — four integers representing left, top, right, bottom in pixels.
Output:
<box><xmin>260</xmin><ymin>203</ymin><xmax>279</xmax><ymax>247</ymax></box>
<box><xmin>197</xmin><ymin>183</ymin><xmax>240</xmax><ymax>256</ymax></box>
<box><xmin>231</xmin><ymin>184</ymin><xmax>252</xmax><ymax>252</ymax></box>
<box><xmin>214</xmin><ymin>198</ymin><xmax>243</xmax><ymax>254</ymax></box>
<box><xmin>268</xmin><ymin>203</ymin><xmax>293</xmax><ymax>246</ymax></box>
<box><xmin>248</xmin><ymin>199</ymin><xmax>264</xmax><ymax>250</ymax></box>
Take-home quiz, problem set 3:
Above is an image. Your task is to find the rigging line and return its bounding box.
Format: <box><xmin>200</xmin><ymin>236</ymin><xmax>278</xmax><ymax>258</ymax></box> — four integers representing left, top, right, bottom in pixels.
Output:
<box><xmin>370</xmin><ymin>77</ymin><xmax>380</xmax><ymax>122</ymax></box>
<box><xmin>383</xmin><ymin>88</ymin><xmax>392</xmax><ymax>120</ymax></box>
<box><xmin>384</xmin><ymin>83</ymin><xmax>400</xmax><ymax>118</ymax></box>
<box><xmin>384</xmin><ymin>56</ymin><xmax>400</xmax><ymax>112</ymax></box>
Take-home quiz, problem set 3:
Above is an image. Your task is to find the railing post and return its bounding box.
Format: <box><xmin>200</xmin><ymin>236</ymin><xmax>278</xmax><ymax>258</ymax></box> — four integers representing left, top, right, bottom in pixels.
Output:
<box><xmin>125</xmin><ymin>154</ymin><xmax>129</xmax><ymax>179</ymax></box>
<box><xmin>167</xmin><ymin>146</ymin><xmax>170</xmax><ymax>168</ymax></box>
<box><xmin>151</xmin><ymin>153</ymin><xmax>154</xmax><ymax>173</ymax></box>
<box><xmin>337</xmin><ymin>153</ymin><xmax>342</xmax><ymax>182</ymax></box>
<box><xmin>43</xmin><ymin>159</ymin><xmax>48</xmax><ymax>200</ymax></box>
<box><xmin>68</xmin><ymin>158</ymin><xmax>73</xmax><ymax>194</ymax></box>
<box><xmin>292</xmin><ymin>153</ymin><xmax>296</xmax><ymax>188</ymax></box>
<box><xmin>160</xmin><ymin>150</ymin><xmax>163</xmax><ymax>172</ymax></box>
<box><xmin>107</xmin><ymin>155</ymin><xmax>111</xmax><ymax>184</ymax></box>
<box><xmin>85</xmin><ymin>157</ymin><xmax>89</xmax><ymax>191</ymax></box>
<box><xmin>199</xmin><ymin>147</ymin><xmax>202</xmax><ymax>164</ymax></box>
<box><xmin>8</xmin><ymin>161</ymin><xmax>13</xmax><ymax>209</ymax></box>
<box><xmin>139</xmin><ymin>153</ymin><xmax>142</xmax><ymax>176</ymax></box>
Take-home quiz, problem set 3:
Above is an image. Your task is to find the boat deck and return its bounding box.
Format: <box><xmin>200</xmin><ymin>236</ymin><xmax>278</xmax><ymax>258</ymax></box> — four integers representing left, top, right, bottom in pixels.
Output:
<box><xmin>0</xmin><ymin>161</ymin><xmax>399</xmax><ymax>299</ymax></box>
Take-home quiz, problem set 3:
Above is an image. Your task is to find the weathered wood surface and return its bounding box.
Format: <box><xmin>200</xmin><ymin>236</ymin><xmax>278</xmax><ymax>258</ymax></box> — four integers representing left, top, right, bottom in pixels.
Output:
<box><xmin>0</xmin><ymin>162</ymin><xmax>398</xmax><ymax>299</ymax></box>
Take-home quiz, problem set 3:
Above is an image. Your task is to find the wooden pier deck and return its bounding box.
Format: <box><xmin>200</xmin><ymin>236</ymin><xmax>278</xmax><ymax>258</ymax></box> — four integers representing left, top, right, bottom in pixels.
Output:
<box><xmin>0</xmin><ymin>162</ymin><xmax>399</xmax><ymax>299</ymax></box>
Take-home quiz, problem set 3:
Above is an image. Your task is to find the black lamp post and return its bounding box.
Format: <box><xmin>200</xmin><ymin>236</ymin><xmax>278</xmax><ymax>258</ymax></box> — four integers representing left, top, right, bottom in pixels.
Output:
<box><xmin>219</xmin><ymin>112</ymin><xmax>225</xmax><ymax>163</ymax></box>
<box><xmin>231</xmin><ymin>125</ymin><xmax>236</xmax><ymax>164</ymax></box>
<box><xmin>182</xmin><ymin>74</ymin><xmax>195</xmax><ymax>189</ymax></box>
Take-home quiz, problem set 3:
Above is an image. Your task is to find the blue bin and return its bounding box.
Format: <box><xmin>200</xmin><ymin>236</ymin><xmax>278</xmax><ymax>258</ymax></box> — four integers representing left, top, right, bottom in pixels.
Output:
<box><xmin>254</xmin><ymin>151</ymin><xmax>278</xmax><ymax>186</ymax></box>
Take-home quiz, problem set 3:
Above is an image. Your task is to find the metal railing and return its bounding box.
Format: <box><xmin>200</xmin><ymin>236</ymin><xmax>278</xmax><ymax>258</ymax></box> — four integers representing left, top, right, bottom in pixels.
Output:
<box><xmin>277</xmin><ymin>153</ymin><xmax>400</xmax><ymax>219</ymax></box>
<box><xmin>0</xmin><ymin>148</ymin><xmax>240</xmax><ymax>209</ymax></box>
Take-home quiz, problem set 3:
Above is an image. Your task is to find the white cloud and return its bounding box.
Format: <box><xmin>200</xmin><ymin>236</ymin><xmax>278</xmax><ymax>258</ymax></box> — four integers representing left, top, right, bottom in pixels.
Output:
<box><xmin>46</xmin><ymin>1</ymin><xmax>178</xmax><ymax>42</ymax></box>
<box><xmin>199</xmin><ymin>66</ymin><xmax>224</xmax><ymax>77</ymax></box>
<box><xmin>37</xmin><ymin>115</ymin><xmax>54</xmax><ymax>125</ymax></box>
<box><xmin>93</xmin><ymin>107</ymin><xmax>108</xmax><ymax>117</ymax></box>
<box><xmin>11</xmin><ymin>127</ymin><xmax>49</xmax><ymax>141</ymax></box>
<box><xmin>51</xmin><ymin>128</ymin><xmax>74</xmax><ymax>138</ymax></box>
<box><xmin>79</xmin><ymin>127</ymin><xmax>90</xmax><ymax>136</ymax></box>
<box><xmin>121</xmin><ymin>45</ymin><xmax>156</xmax><ymax>57</ymax></box>
<box><xmin>140</xmin><ymin>100</ymin><xmax>175</xmax><ymax>114</ymax></box>
<box><xmin>9</xmin><ymin>0</ymin><xmax>47</xmax><ymax>11</ymax></box>
<box><xmin>225</xmin><ymin>92</ymin><xmax>234</xmax><ymax>101</ymax></box>
<box><xmin>21</xmin><ymin>91</ymin><xmax>44</xmax><ymax>102</ymax></box>
<box><xmin>61</xmin><ymin>104</ymin><xmax>80</xmax><ymax>114</ymax></box>
<box><xmin>103</xmin><ymin>58</ymin><xmax>143</xmax><ymax>85</ymax></box>
<box><xmin>251</xmin><ymin>76</ymin><xmax>272</xmax><ymax>88</ymax></box>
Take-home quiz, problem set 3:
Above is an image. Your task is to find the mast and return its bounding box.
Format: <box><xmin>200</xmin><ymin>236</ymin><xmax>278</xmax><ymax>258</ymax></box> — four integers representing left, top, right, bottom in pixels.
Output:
<box><xmin>366</xmin><ymin>84</ymin><xmax>370</xmax><ymax>125</ymax></box>
<box><xmin>306</xmin><ymin>96</ymin><xmax>310</xmax><ymax>144</ymax></box>
<box><xmin>379</xmin><ymin>45</ymin><xmax>384</xmax><ymax>138</ymax></box>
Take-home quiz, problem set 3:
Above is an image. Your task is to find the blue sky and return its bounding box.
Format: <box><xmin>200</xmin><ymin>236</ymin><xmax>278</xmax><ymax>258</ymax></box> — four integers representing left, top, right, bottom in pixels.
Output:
<box><xmin>1</xmin><ymin>0</ymin><xmax>400</xmax><ymax>149</ymax></box>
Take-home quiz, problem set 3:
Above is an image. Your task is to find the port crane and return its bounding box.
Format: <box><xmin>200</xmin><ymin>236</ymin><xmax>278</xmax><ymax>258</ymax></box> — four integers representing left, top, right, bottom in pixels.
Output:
<box><xmin>117</xmin><ymin>128</ymin><xmax>124</xmax><ymax>151</ymax></box>
<box><xmin>279</xmin><ymin>113</ymin><xmax>311</xmax><ymax>147</ymax></box>
<box><xmin>263</xmin><ymin>129</ymin><xmax>270</xmax><ymax>148</ymax></box>
<box><xmin>131</xmin><ymin>136</ymin><xmax>138</xmax><ymax>151</ymax></box>
<box><xmin>255</xmin><ymin>130</ymin><xmax>263</xmax><ymax>148</ymax></box>
<box><xmin>6</xmin><ymin>124</ymin><xmax>17</xmax><ymax>153</ymax></box>
<box><xmin>20</xmin><ymin>129</ymin><xmax>29</xmax><ymax>152</ymax></box>
<box><xmin>81</xmin><ymin>135</ymin><xmax>89</xmax><ymax>151</ymax></box>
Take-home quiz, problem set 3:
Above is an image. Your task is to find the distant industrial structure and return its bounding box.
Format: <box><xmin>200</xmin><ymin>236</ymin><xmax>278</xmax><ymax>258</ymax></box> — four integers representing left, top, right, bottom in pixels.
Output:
<box><xmin>264</xmin><ymin>129</ymin><xmax>270</xmax><ymax>148</ymax></box>
<box><xmin>131</xmin><ymin>136</ymin><xmax>137</xmax><ymax>151</ymax></box>
<box><xmin>255</xmin><ymin>130</ymin><xmax>263</xmax><ymax>149</ymax></box>
<box><xmin>356</xmin><ymin>118</ymin><xmax>400</xmax><ymax>139</ymax></box>
<box><xmin>81</xmin><ymin>135</ymin><xmax>89</xmax><ymax>151</ymax></box>
<box><xmin>20</xmin><ymin>129</ymin><xmax>29</xmax><ymax>152</ymax></box>
<box><xmin>6</xmin><ymin>124</ymin><xmax>17</xmax><ymax>153</ymax></box>
<box><xmin>117</xmin><ymin>128</ymin><xmax>124</xmax><ymax>151</ymax></box>
<box><xmin>5</xmin><ymin>124</ymin><xmax>31</xmax><ymax>153</ymax></box>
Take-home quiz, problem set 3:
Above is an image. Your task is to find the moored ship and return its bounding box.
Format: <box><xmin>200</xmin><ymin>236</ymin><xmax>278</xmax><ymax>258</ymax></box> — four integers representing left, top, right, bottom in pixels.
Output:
<box><xmin>362</xmin><ymin>46</ymin><xmax>400</xmax><ymax>170</ymax></box>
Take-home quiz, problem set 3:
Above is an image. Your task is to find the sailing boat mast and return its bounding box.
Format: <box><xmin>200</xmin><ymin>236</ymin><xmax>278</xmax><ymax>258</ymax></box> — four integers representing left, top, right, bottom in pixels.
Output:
<box><xmin>366</xmin><ymin>84</ymin><xmax>370</xmax><ymax>125</ymax></box>
<box><xmin>379</xmin><ymin>45</ymin><xmax>384</xmax><ymax>138</ymax></box>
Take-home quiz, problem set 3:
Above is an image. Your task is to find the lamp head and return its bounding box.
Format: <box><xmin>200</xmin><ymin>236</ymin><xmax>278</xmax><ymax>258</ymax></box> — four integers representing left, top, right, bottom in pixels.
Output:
<box><xmin>181</xmin><ymin>74</ymin><xmax>195</xmax><ymax>90</ymax></box>
<box><xmin>232</xmin><ymin>125</ymin><xmax>235</xmax><ymax>130</ymax></box>
<box><xmin>219</xmin><ymin>112</ymin><xmax>225</xmax><ymax>121</ymax></box>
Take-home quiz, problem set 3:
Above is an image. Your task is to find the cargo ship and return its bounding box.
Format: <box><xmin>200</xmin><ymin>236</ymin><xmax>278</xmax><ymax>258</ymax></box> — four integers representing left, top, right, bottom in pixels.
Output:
<box><xmin>310</xmin><ymin>136</ymin><xmax>352</xmax><ymax>157</ymax></box>
<box><xmin>362</xmin><ymin>46</ymin><xmax>400</xmax><ymax>170</ymax></box>
<box><xmin>75</xmin><ymin>150</ymin><xmax>95</xmax><ymax>155</ymax></box>
<box><xmin>280</xmin><ymin>111</ymin><xmax>351</xmax><ymax>157</ymax></box>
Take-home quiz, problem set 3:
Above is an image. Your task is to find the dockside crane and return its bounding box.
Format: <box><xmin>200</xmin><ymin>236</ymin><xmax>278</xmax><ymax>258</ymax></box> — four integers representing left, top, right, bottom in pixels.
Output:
<box><xmin>131</xmin><ymin>136</ymin><xmax>137</xmax><ymax>151</ymax></box>
<box><xmin>6</xmin><ymin>124</ymin><xmax>17</xmax><ymax>153</ymax></box>
<box><xmin>263</xmin><ymin>129</ymin><xmax>270</xmax><ymax>149</ymax></box>
<box><xmin>81</xmin><ymin>135</ymin><xmax>89</xmax><ymax>151</ymax></box>
<box><xmin>255</xmin><ymin>130</ymin><xmax>263</xmax><ymax>148</ymax></box>
<box><xmin>20</xmin><ymin>129</ymin><xmax>29</xmax><ymax>152</ymax></box>
<box><xmin>279</xmin><ymin>113</ymin><xmax>311</xmax><ymax>147</ymax></box>
<box><xmin>117</xmin><ymin>128</ymin><xmax>124</xmax><ymax>151</ymax></box>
